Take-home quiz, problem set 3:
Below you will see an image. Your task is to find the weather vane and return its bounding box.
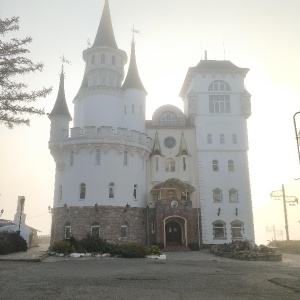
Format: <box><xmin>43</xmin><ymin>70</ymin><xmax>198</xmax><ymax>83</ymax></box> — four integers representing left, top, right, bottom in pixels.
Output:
<box><xmin>131</xmin><ymin>26</ymin><xmax>140</xmax><ymax>42</ymax></box>
<box><xmin>59</xmin><ymin>55</ymin><xmax>72</xmax><ymax>73</ymax></box>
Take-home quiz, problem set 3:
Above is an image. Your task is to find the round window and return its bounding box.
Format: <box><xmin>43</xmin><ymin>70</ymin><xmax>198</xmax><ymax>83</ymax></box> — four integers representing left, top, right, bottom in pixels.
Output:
<box><xmin>164</xmin><ymin>136</ymin><xmax>176</xmax><ymax>149</ymax></box>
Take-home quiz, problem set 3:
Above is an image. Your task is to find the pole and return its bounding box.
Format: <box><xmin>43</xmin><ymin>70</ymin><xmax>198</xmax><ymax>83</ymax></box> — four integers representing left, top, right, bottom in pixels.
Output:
<box><xmin>293</xmin><ymin>112</ymin><xmax>300</xmax><ymax>165</ymax></box>
<box><xmin>281</xmin><ymin>184</ymin><xmax>289</xmax><ymax>241</ymax></box>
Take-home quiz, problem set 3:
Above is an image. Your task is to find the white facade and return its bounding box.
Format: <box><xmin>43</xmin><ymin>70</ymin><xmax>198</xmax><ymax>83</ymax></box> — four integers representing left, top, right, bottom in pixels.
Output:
<box><xmin>49</xmin><ymin>0</ymin><xmax>254</xmax><ymax>246</ymax></box>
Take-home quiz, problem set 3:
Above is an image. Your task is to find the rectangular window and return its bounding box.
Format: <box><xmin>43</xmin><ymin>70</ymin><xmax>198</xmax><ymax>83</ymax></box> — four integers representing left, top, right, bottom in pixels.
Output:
<box><xmin>209</xmin><ymin>95</ymin><xmax>231</xmax><ymax>113</ymax></box>
<box><xmin>207</xmin><ymin>134</ymin><xmax>212</xmax><ymax>144</ymax></box>
<box><xmin>151</xmin><ymin>222</ymin><xmax>155</xmax><ymax>233</ymax></box>
<box><xmin>213</xmin><ymin>223</ymin><xmax>226</xmax><ymax>239</ymax></box>
<box><xmin>220</xmin><ymin>134</ymin><xmax>225</xmax><ymax>144</ymax></box>
<box><xmin>65</xmin><ymin>226</ymin><xmax>71</xmax><ymax>239</ymax></box>
<box><xmin>91</xmin><ymin>226</ymin><xmax>100</xmax><ymax>238</ymax></box>
<box><xmin>155</xmin><ymin>157</ymin><xmax>159</xmax><ymax>171</ymax></box>
<box><xmin>183</xmin><ymin>157</ymin><xmax>186</xmax><ymax>171</ymax></box>
<box><xmin>232</xmin><ymin>134</ymin><xmax>237</xmax><ymax>144</ymax></box>
<box><xmin>123</xmin><ymin>151</ymin><xmax>128</xmax><ymax>166</ymax></box>
<box><xmin>133</xmin><ymin>184</ymin><xmax>138</xmax><ymax>200</ymax></box>
<box><xmin>124</xmin><ymin>105</ymin><xmax>126</xmax><ymax>115</ymax></box>
<box><xmin>232</xmin><ymin>224</ymin><xmax>243</xmax><ymax>239</ymax></box>
<box><xmin>96</xmin><ymin>149</ymin><xmax>101</xmax><ymax>165</ymax></box>
<box><xmin>121</xmin><ymin>225</ymin><xmax>127</xmax><ymax>238</ymax></box>
<box><xmin>70</xmin><ymin>151</ymin><xmax>74</xmax><ymax>166</ymax></box>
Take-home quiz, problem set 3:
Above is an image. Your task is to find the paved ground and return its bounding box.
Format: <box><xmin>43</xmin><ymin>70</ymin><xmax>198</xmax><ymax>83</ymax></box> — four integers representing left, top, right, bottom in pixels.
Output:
<box><xmin>0</xmin><ymin>245</ymin><xmax>299</xmax><ymax>299</ymax></box>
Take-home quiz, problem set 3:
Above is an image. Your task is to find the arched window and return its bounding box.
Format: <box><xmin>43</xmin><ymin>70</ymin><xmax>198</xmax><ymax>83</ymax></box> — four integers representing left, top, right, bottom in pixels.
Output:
<box><xmin>228</xmin><ymin>160</ymin><xmax>234</xmax><ymax>172</ymax></box>
<box><xmin>58</xmin><ymin>185</ymin><xmax>62</xmax><ymax>202</ymax></box>
<box><xmin>213</xmin><ymin>188</ymin><xmax>223</xmax><ymax>202</ymax></box>
<box><xmin>208</xmin><ymin>80</ymin><xmax>231</xmax><ymax>91</ymax></box>
<box><xmin>91</xmin><ymin>222</ymin><xmax>100</xmax><ymax>238</ymax></box>
<box><xmin>70</xmin><ymin>150</ymin><xmax>74</xmax><ymax>166</ymax></box>
<box><xmin>91</xmin><ymin>55</ymin><xmax>95</xmax><ymax>65</ymax></box>
<box><xmin>183</xmin><ymin>157</ymin><xmax>187</xmax><ymax>171</ymax></box>
<box><xmin>133</xmin><ymin>184</ymin><xmax>138</xmax><ymax>200</ymax></box>
<box><xmin>165</xmin><ymin>158</ymin><xmax>175</xmax><ymax>172</ymax></box>
<box><xmin>212</xmin><ymin>220</ymin><xmax>226</xmax><ymax>239</ymax></box>
<box><xmin>159</xmin><ymin>111</ymin><xmax>180</xmax><ymax>126</ymax></box>
<box><xmin>229</xmin><ymin>188</ymin><xmax>238</xmax><ymax>203</ymax></box>
<box><xmin>96</xmin><ymin>149</ymin><xmax>101</xmax><ymax>165</ymax></box>
<box><xmin>155</xmin><ymin>157</ymin><xmax>159</xmax><ymax>171</ymax></box>
<box><xmin>121</xmin><ymin>225</ymin><xmax>127</xmax><ymax>238</ymax></box>
<box><xmin>124</xmin><ymin>151</ymin><xmax>128</xmax><ymax>166</ymax></box>
<box><xmin>109</xmin><ymin>182</ymin><xmax>115</xmax><ymax>199</ymax></box>
<box><xmin>80</xmin><ymin>183</ymin><xmax>86</xmax><ymax>200</ymax></box>
<box><xmin>212</xmin><ymin>159</ymin><xmax>219</xmax><ymax>171</ymax></box>
<box><xmin>101</xmin><ymin>53</ymin><xmax>105</xmax><ymax>63</ymax></box>
<box><xmin>112</xmin><ymin>55</ymin><xmax>116</xmax><ymax>65</ymax></box>
<box><xmin>65</xmin><ymin>222</ymin><xmax>71</xmax><ymax>239</ymax></box>
<box><xmin>231</xmin><ymin>220</ymin><xmax>244</xmax><ymax>239</ymax></box>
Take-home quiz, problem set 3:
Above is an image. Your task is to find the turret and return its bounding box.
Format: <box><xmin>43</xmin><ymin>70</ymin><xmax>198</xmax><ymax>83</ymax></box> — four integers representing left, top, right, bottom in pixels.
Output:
<box><xmin>122</xmin><ymin>39</ymin><xmax>147</xmax><ymax>132</ymax></box>
<box><xmin>48</xmin><ymin>69</ymin><xmax>72</xmax><ymax>142</ymax></box>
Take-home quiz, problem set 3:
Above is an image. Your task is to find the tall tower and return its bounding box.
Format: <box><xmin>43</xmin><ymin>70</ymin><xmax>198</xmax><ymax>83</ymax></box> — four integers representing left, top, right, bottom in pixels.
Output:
<box><xmin>49</xmin><ymin>0</ymin><xmax>151</xmax><ymax>245</ymax></box>
<box><xmin>180</xmin><ymin>58</ymin><xmax>254</xmax><ymax>244</ymax></box>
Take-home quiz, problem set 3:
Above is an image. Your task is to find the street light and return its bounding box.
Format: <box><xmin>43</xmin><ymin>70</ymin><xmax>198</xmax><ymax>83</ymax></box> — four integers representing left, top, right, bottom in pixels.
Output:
<box><xmin>293</xmin><ymin>111</ymin><xmax>300</xmax><ymax>164</ymax></box>
<box><xmin>18</xmin><ymin>197</ymin><xmax>25</xmax><ymax>234</ymax></box>
<box><xmin>270</xmin><ymin>184</ymin><xmax>298</xmax><ymax>241</ymax></box>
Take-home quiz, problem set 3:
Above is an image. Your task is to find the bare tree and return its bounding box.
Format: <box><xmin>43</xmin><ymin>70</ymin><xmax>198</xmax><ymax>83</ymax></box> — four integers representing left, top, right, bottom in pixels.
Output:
<box><xmin>0</xmin><ymin>17</ymin><xmax>52</xmax><ymax>128</ymax></box>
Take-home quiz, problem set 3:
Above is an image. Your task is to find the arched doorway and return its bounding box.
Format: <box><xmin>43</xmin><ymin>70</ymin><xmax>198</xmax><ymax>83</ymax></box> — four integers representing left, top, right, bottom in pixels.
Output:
<box><xmin>165</xmin><ymin>218</ymin><xmax>186</xmax><ymax>245</ymax></box>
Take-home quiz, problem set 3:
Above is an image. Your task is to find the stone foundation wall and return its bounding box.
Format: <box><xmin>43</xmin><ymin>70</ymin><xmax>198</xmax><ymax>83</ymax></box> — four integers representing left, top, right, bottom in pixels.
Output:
<box><xmin>50</xmin><ymin>206</ymin><xmax>146</xmax><ymax>245</ymax></box>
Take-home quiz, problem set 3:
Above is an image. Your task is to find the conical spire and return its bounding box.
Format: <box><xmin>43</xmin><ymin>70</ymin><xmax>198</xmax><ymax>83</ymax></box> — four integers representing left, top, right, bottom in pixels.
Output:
<box><xmin>122</xmin><ymin>39</ymin><xmax>147</xmax><ymax>93</ymax></box>
<box><xmin>92</xmin><ymin>0</ymin><xmax>118</xmax><ymax>49</ymax></box>
<box><xmin>177</xmin><ymin>131</ymin><xmax>189</xmax><ymax>156</ymax></box>
<box><xmin>49</xmin><ymin>69</ymin><xmax>72</xmax><ymax>120</ymax></box>
<box><xmin>151</xmin><ymin>131</ymin><xmax>162</xmax><ymax>155</ymax></box>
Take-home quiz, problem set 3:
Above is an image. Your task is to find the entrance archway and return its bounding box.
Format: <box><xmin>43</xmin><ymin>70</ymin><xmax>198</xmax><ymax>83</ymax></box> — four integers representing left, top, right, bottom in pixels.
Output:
<box><xmin>165</xmin><ymin>217</ymin><xmax>187</xmax><ymax>246</ymax></box>
<box><xmin>165</xmin><ymin>221</ymin><xmax>182</xmax><ymax>244</ymax></box>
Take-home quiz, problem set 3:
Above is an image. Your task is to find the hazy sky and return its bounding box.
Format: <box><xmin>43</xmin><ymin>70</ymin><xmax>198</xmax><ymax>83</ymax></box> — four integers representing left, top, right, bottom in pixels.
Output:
<box><xmin>1</xmin><ymin>0</ymin><xmax>299</xmax><ymax>243</ymax></box>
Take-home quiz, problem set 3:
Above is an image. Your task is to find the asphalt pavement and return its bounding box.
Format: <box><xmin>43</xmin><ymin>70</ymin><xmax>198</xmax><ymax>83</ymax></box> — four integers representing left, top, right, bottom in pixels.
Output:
<box><xmin>0</xmin><ymin>244</ymin><xmax>299</xmax><ymax>299</ymax></box>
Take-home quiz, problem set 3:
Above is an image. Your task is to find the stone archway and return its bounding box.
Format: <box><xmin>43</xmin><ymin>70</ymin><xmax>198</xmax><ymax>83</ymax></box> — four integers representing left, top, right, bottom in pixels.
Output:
<box><xmin>165</xmin><ymin>217</ymin><xmax>186</xmax><ymax>246</ymax></box>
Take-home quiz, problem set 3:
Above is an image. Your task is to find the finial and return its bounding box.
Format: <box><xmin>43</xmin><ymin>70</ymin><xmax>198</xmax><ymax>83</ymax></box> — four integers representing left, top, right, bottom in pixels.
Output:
<box><xmin>131</xmin><ymin>26</ymin><xmax>140</xmax><ymax>44</ymax></box>
<box><xmin>59</xmin><ymin>55</ymin><xmax>72</xmax><ymax>75</ymax></box>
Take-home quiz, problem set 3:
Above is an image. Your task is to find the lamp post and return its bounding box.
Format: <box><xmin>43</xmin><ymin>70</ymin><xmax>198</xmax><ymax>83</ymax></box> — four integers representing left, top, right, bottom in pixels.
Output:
<box><xmin>293</xmin><ymin>111</ymin><xmax>300</xmax><ymax>164</ymax></box>
<box><xmin>270</xmin><ymin>184</ymin><xmax>298</xmax><ymax>241</ymax></box>
<box><xmin>18</xmin><ymin>197</ymin><xmax>25</xmax><ymax>234</ymax></box>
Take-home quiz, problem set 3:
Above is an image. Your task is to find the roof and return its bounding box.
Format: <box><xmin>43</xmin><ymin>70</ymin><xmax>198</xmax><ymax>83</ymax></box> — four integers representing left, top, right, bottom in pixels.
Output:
<box><xmin>179</xmin><ymin>59</ymin><xmax>249</xmax><ymax>97</ymax></box>
<box><xmin>49</xmin><ymin>71</ymin><xmax>72</xmax><ymax>120</ymax></box>
<box><xmin>92</xmin><ymin>0</ymin><xmax>118</xmax><ymax>49</ymax></box>
<box><xmin>122</xmin><ymin>40</ymin><xmax>147</xmax><ymax>93</ymax></box>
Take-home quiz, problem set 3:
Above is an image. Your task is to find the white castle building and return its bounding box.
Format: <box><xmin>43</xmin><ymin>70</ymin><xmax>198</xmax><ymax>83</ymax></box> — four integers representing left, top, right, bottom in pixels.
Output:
<box><xmin>49</xmin><ymin>0</ymin><xmax>254</xmax><ymax>249</ymax></box>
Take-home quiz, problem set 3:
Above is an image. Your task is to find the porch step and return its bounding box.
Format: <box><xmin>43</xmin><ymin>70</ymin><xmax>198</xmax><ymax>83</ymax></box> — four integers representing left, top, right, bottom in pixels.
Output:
<box><xmin>164</xmin><ymin>245</ymin><xmax>191</xmax><ymax>252</ymax></box>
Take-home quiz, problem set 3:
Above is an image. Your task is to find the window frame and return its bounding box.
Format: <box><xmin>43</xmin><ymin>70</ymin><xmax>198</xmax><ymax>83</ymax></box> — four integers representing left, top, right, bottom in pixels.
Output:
<box><xmin>229</xmin><ymin>188</ymin><xmax>239</xmax><ymax>203</ymax></box>
<box><xmin>231</xmin><ymin>220</ymin><xmax>244</xmax><ymax>239</ymax></box>
<box><xmin>213</xmin><ymin>188</ymin><xmax>223</xmax><ymax>203</ymax></box>
<box><xmin>91</xmin><ymin>222</ymin><xmax>100</xmax><ymax>238</ymax></box>
<box><xmin>109</xmin><ymin>182</ymin><xmax>115</xmax><ymax>199</ymax></box>
<box><xmin>80</xmin><ymin>183</ymin><xmax>86</xmax><ymax>200</ymax></box>
<box><xmin>121</xmin><ymin>225</ymin><xmax>127</xmax><ymax>238</ymax></box>
<box><xmin>212</xmin><ymin>159</ymin><xmax>219</xmax><ymax>172</ymax></box>
<box><xmin>212</xmin><ymin>220</ymin><xmax>226</xmax><ymax>239</ymax></box>
<box><xmin>228</xmin><ymin>160</ymin><xmax>234</xmax><ymax>172</ymax></box>
<box><xmin>65</xmin><ymin>223</ymin><xmax>71</xmax><ymax>239</ymax></box>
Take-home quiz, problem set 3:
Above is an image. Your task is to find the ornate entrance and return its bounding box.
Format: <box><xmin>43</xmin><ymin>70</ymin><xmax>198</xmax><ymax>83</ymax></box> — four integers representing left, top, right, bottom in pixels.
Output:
<box><xmin>165</xmin><ymin>221</ymin><xmax>182</xmax><ymax>244</ymax></box>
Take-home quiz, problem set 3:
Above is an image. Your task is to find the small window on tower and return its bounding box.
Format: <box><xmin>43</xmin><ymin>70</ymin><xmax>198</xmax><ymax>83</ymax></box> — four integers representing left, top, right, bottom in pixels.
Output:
<box><xmin>70</xmin><ymin>151</ymin><xmax>74</xmax><ymax>166</ymax></box>
<box><xmin>109</xmin><ymin>182</ymin><xmax>115</xmax><ymax>199</ymax></box>
<box><xmin>91</xmin><ymin>55</ymin><xmax>95</xmax><ymax>65</ymax></box>
<box><xmin>58</xmin><ymin>185</ymin><xmax>62</xmax><ymax>202</ymax></box>
<box><xmin>155</xmin><ymin>157</ymin><xmax>159</xmax><ymax>171</ymax></box>
<box><xmin>96</xmin><ymin>149</ymin><xmax>101</xmax><ymax>165</ymax></box>
<box><xmin>183</xmin><ymin>157</ymin><xmax>187</xmax><ymax>171</ymax></box>
<box><xmin>101</xmin><ymin>53</ymin><xmax>105</xmax><ymax>63</ymax></box>
<box><xmin>124</xmin><ymin>151</ymin><xmax>128</xmax><ymax>166</ymax></box>
<box><xmin>232</xmin><ymin>134</ymin><xmax>237</xmax><ymax>144</ymax></box>
<box><xmin>220</xmin><ymin>134</ymin><xmax>225</xmax><ymax>144</ymax></box>
<box><xmin>133</xmin><ymin>184</ymin><xmax>138</xmax><ymax>200</ymax></box>
<box><xmin>80</xmin><ymin>183</ymin><xmax>86</xmax><ymax>200</ymax></box>
<box><xmin>207</xmin><ymin>134</ymin><xmax>212</xmax><ymax>144</ymax></box>
<box><xmin>112</xmin><ymin>55</ymin><xmax>116</xmax><ymax>65</ymax></box>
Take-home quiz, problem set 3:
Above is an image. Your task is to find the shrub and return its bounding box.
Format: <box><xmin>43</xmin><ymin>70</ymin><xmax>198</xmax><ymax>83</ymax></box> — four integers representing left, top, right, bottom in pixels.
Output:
<box><xmin>0</xmin><ymin>231</ymin><xmax>28</xmax><ymax>255</ymax></box>
<box><xmin>79</xmin><ymin>235</ymin><xmax>110</xmax><ymax>253</ymax></box>
<box><xmin>116</xmin><ymin>243</ymin><xmax>148</xmax><ymax>258</ymax></box>
<box><xmin>148</xmin><ymin>245</ymin><xmax>162</xmax><ymax>256</ymax></box>
<box><xmin>268</xmin><ymin>240</ymin><xmax>300</xmax><ymax>254</ymax></box>
<box><xmin>50</xmin><ymin>240</ymin><xmax>75</xmax><ymax>254</ymax></box>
